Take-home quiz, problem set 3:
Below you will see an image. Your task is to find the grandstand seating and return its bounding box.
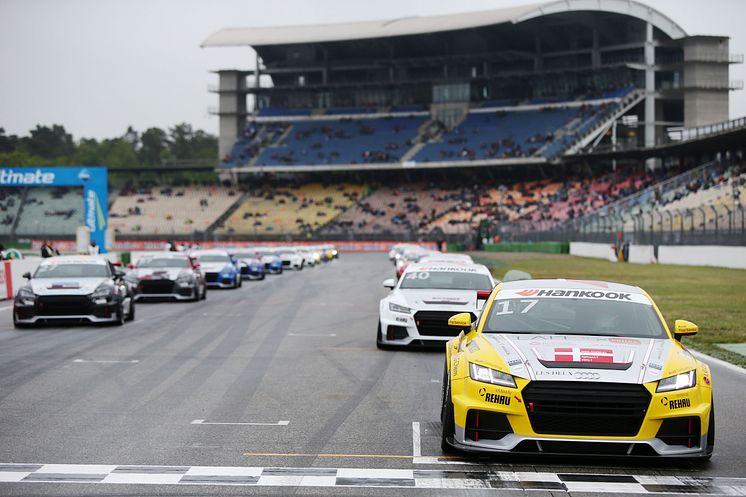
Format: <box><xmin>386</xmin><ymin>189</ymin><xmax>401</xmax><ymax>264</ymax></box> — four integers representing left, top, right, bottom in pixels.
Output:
<box><xmin>254</xmin><ymin>115</ymin><xmax>427</xmax><ymax>166</ymax></box>
<box><xmin>108</xmin><ymin>186</ymin><xmax>238</xmax><ymax>235</ymax></box>
<box><xmin>14</xmin><ymin>187</ymin><xmax>83</xmax><ymax>236</ymax></box>
<box><xmin>0</xmin><ymin>188</ymin><xmax>23</xmax><ymax>236</ymax></box>
<box><xmin>220</xmin><ymin>89</ymin><xmax>636</xmax><ymax>169</ymax></box>
<box><xmin>216</xmin><ymin>183</ymin><xmax>367</xmax><ymax>235</ymax></box>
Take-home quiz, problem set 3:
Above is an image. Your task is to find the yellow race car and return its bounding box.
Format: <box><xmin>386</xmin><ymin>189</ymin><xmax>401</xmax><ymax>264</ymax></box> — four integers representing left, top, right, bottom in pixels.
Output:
<box><xmin>441</xmin><ymin>279</ymin><xmax>714</xmax><ymax>459</ymax></box>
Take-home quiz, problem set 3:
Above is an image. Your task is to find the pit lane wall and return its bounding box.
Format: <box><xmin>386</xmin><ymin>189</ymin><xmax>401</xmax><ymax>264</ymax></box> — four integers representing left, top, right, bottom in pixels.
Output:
<box><xmin>570</xmin><ymin>242</ymin><xmax>746</xmax><ymax>269</ymax></box>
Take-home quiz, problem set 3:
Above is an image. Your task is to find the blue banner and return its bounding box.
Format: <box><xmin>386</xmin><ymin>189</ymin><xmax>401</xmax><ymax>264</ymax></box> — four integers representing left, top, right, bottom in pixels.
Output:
<box><xmin>0</xmin><ymin>167</ymin><xmax>108</xmax><ymax>252</ymax></box>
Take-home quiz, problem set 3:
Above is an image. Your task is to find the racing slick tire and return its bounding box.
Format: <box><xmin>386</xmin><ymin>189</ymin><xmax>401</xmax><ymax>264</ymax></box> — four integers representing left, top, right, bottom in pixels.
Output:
<box><xmin>440</xmin><ymin>363</ymin><xmax>457</xmax><ymax>453</ymax></box>
<box><xmin>259</xmin><ymin>273</ymin><xmax>266</xmax><ymax>280</ymax></box>
<box><xmin>191</xmin><ymin>284</ymin><xmax>200</xmax><ymax>302</ymax></box>
<box><xmin>125</xmin><ymin>298</ymin><xmax>136</xmax><ymax>322</ymax></box>
<box><xmin>201</xmin><ymin>284</ymin><xmax>207</xmax><ymax>300</ymax></box>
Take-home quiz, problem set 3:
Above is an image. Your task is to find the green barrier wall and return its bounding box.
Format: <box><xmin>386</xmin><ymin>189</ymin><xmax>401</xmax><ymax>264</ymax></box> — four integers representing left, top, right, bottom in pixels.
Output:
<box><xmin>482</xmin><ymin>242</ymin><xmax>569</xmax><ymax>254</ymax></box>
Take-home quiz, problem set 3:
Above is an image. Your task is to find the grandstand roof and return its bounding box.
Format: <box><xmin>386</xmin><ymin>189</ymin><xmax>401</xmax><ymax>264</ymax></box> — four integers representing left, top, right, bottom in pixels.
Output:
<box><xmin>201</xmin><ymin>0</ymin><xmax>687</xmax><ymax>48</ymax></box>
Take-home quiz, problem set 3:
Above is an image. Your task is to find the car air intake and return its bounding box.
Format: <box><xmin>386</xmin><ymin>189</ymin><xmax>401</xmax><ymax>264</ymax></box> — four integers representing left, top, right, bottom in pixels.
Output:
<box><xmin>465</xmin><ymin>410</ymin><xmax>513</xmax><ymax>441</ymax></box>
<box><xmin>386</xmin><ymin>325</ymin><xmax>408</xmax><ymax>340</ymax></box>
<box><xmin>205</xmin><ymin>273</ymin><xmax>218</xmax><ymax>283</ymax></box>
<box><xmin>413</xmin><ymin>311</ymin><xmax>475</xmax><ymax>337</ymax></box>
<box><xmin>37</xmin><ymin>296</ymin><xmax>93</xmax><ymax>316</ymax></box>
<box><xmin>521</xmin><ymin>381</ymin><xmax>651</xmax><ymax>437</ymax></box>
<box><xmin>656</xmin><ymin>416</ymin><xmax>701</xmax><ymax>448</ymax></box>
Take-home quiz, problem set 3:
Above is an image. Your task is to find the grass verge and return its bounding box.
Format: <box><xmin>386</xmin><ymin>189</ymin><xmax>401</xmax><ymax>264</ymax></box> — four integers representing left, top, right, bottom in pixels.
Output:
<box><xmin>471</xmin><ymin>252</ymin><xmax>746</xmax><ymax>368</ymax></box>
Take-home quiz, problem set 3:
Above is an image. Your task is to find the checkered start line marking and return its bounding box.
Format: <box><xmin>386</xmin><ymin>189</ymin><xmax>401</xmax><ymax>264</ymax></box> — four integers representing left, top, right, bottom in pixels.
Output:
<box><xmin>0</xmin><ymin>464</ymin><xmax>745</xmax><ymax>494</ymax></box>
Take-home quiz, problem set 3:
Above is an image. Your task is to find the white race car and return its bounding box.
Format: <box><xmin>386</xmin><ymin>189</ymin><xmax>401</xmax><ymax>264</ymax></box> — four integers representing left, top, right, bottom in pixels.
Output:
<box><xmin>378</xmin><ymin>262</ymin><xmax>495</xmax><ymax>348</ymax></box>
<box><xmin>276</xmin><ymin>247</ymin><xmax>305</xmax><ymax>270</ymax></box>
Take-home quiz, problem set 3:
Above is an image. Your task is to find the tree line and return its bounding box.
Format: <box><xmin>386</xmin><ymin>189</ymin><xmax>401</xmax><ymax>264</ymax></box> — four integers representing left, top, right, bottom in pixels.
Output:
<box><xmin>0</xmin><ymin>124</ymin><xmax>217</xmax><ymax>168</ymax></box>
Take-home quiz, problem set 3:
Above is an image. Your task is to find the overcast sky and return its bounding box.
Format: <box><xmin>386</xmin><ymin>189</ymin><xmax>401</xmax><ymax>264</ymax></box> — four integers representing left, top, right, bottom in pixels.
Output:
<box><xmin>1</xmin><ymin>0</ymin><xmax>744</xmax><ymax>140</ymax></box>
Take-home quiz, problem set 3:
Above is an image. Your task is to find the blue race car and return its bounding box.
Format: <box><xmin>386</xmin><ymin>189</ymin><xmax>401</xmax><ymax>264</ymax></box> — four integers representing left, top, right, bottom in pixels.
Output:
<box><xmin>253</xmin><ymin>248</ymin><xmax>283</xmax><ymax>275</ymax></box>
<box><xmin>191</xmin><ymin>249</ymin><xmax>242</xmax><ymax>289</ymax></box>
<box><xmin>232</xmin><ymin>250</ymin><xmax>266</xmax><ymax>281</ymax></box>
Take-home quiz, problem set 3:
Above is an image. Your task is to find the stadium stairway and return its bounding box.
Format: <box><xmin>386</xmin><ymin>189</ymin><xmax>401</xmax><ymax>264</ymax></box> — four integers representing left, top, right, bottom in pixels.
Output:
<box><xmin>205</xmin><ymin>190</ymin><xmax>253</xmax><ymax>234</ymax></box>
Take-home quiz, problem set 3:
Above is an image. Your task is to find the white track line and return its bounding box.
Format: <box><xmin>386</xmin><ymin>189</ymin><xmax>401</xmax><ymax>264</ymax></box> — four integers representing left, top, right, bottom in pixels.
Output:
<box><xmin>73</xmin><ymin>359</ymin><xmax>139</xmax><ymax>364</ymax></box>
<box><xmin>191</xmin><ymin>419</ymin><xmax>289</xmax><ymax>426</ymax></box>
<box><xmin>0</xmin><ymin>306</ymin><xmax>12</xmax><ymax>313</ymax></box>
<box><xmin>287</xmin><ymin>333</ymin><xmax>337</xmax><ymax>337</ymax></box>
<box><xmin>412</xmin><ymin>422</ymin><xmax>421</xmax><ymax>458</ymax></box>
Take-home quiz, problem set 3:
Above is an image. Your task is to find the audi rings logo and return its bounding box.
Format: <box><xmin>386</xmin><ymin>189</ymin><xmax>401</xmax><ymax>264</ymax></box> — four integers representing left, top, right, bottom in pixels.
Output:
<box><xmin>571</xmin><ymin>372</ymin><xmax>601</xmax><ymax>380</ymax></box>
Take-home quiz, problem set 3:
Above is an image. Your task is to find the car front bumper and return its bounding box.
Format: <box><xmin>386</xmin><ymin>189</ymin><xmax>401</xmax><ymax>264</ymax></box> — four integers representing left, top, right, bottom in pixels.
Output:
<box><xmin>447</xmin><ymin>376</ymin><xmax>713</xmax><ymax>458</ymax></box>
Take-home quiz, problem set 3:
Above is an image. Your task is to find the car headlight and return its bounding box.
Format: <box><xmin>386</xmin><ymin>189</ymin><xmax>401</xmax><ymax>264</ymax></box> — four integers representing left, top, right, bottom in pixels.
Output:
<box><xmin>15</xmin><ymin>286</ymin><xmax>35</xmax><ymax>306</ymax></box>
<box><xmin>389</xmin><ymin>302</ymin><xmax>411</xmax><ymax>314</ymax></box>
<box><xmin>469</xmin><ymin>363</ymin><xmax>516</xmax><ymax>388</ymax></box>
<box><xmin>657</xmin><ymin>370</ymin><xmax>696</xmax><ymax>392</ymax></box>
<box><xmin>91</xmin><ymin>282</ymin><xmax>116</xmax><ymax>303</ymax></box>
<box><xmin>176</xmin><ymin>272</ymin><xmax>195</xmax><ymax>286</ymax></box>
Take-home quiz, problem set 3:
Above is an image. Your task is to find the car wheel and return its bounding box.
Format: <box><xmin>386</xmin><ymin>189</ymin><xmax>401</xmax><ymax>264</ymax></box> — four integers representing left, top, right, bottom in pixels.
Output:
<box><xmin>114</xmin><ymin>302</ymin><xmax>126</xmax><ymax>326</ymax></box>
<box><xmin>238</xmin><ymin>276</ymin><xmax>243</xmax><ymax>288</ymax></box>
<box><xmin>201</xmin><ymin>284</ymin><xmax>207</xmax><ymax>300</ymax></box>
<box><xmin>191</xmin><ymin>284</ymin><xmax>200</xmax><ymax>302</ymax></box>
<box><xmin>703</xmin><ymin>401</ymin><xmax>715</xmax><ymax>460</ymax></box>
<box><xmin>376</xmin><ymin>321</ymin><xmax>392</xmax><ymax>350</ymax></box>
<box><xmin>441</xmin><ymin>366</ymin><xmax>457</xmax><ymax>453</ymax></box>
<box><xmin>13</xmin><ymin>314</ymin><xmax>32</xmax><ymax>329</ymax></box>
<box><xmin>125</xmin><ymin>298</ymin><xmax>136</xmax><ymax>321</ymax></box>
<box><xmin>259</xmin><ymin>273</ymin><xmax>265</xmax><ymax>280</ymax></box>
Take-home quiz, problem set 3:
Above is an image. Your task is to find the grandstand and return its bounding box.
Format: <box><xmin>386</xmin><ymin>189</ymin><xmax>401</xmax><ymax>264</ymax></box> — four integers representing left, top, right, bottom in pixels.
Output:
<box><xmin>204</xmin><ymin>0</ymin><xmax>737</xmax><ymax>174</ymax></box>
<box><xmin>14</xmin><ymin>188</ymin><xmax>83</xmax><ymax>237</ymax></box>
<box><xmin>108</xmin><ymin>186</ymin><xmax>238</xmax><ymax>235</ymax></box>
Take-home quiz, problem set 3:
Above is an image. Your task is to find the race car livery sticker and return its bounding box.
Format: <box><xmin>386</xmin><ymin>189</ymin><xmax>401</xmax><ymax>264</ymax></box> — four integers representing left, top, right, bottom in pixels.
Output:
<box><xmin>497</xmin><ymin>288</ymin><xmax>650</xmax><ymax>305</ymax></box>
<box><xmin>410</xmin><ymin>265</ymin><xmax>482</xmax><ymax>273</ymax></box>
<box><xmin>533</xmin><ymin>346</ymin><xmax>635</xmax><ymax>370</ymax></box>
<box><xmin>478</xmin><ymin>388</ymin><xmax>511</xmax><ymax>406</ymax></box>
<box><xmin>661</xmin><ymin>396</ymin><xmax>691</xmax><ymax>410</ymax></box>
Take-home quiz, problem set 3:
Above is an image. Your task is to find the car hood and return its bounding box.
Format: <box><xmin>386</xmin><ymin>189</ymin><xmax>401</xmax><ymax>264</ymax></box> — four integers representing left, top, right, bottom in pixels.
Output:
<box><xmin>30</xmin><ymin>277</ymin><xmax>110</xmax><ymax>296</ymax></box>
<box><xmin>394</xmin><ymin>289</ymin><xmax>479</xmax><ymax>311</ymax></box>
<box><xmin>133</xmin><ymin>268</ymin><xmax>184</xmax><ymax>281</ymax></box>
<box><xmin>260</xmin><ymin>256</ymin><xmax>280</xmax><ymax>264</ymax></box>
<box><xmin>238</xmin><ymin>257</ymin><xmax>263</xmax><ymax>266</ymax></box>
<box><xmin>200</xmin><ymin>262</ymin><xmax>232</xmax><ymax>273</ymax></box>
<box><xmin>478</xmin><ymin>333</ymin><xmax>691</xmax><ymax>384</ymax></box>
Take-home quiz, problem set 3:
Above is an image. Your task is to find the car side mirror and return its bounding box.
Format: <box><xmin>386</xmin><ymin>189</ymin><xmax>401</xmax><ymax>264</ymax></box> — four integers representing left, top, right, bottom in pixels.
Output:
<box><xmin>382</xmin><ymin>278</ymin><xmax>396</xmax><ymax>289</ymax></box>
<box><xmin>22</xmin><ymin>272</ymin><xmax>31</xmax><ymax>280</ymax></box>
<box><xmin>448</xmin><ymin>312</ymin><xmax>473</xmax><ymax>329</ymax></box>
<box><xmin>674</xmin><ymin>319</ymin><xmax>698</xmax><ymax>341</ymax></box>
<box><xmin>114</xmin><ymin>269</ymin><xmax>126</xmax><ymax>279</ymax></box>
<box><xmin>192</xmin><ymin>262</ymin><xmax>200</xmax><ymax>269</ymax></box>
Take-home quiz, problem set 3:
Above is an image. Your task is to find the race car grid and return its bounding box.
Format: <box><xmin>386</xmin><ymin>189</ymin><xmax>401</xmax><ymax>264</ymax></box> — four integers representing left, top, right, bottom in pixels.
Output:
<box><xmin>1</xmin><ymin>253</ymin><xmax>745</xmax><ymax>496</ymax></box>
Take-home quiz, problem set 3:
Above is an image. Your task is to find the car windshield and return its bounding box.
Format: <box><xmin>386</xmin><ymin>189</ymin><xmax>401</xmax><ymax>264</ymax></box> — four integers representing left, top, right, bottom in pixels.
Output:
<box><xmin>35</xmin><ymin>263</ymin><xmax>110</xmax><ymax>278</ymax></box>
<box><xmin>138</xmin><ymin>257</ymin><xmax>188</xmax><ymax>268</ymax></box>
<box><xmin>233</xmin><ymin>253</ymin><xmax>257</xmax><ymax>259</ymax></box>
<box><xmin>196</xmin><ymin>254</ymin><xmax>230</xmax><ymax>263</ymax></box>
<box><xmin>483</xmin><ymin>297</ymin><xmax>667</xmax><ymax>338</ymax></box>
<box><xmin>399</xmin><ymin>271</ymin><xmax>492</xmax><ymax>291</ymax></box>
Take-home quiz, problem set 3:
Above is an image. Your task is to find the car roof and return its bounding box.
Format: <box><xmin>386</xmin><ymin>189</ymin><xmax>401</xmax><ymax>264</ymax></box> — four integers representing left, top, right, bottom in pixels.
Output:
<box><xmin>191</xmin><ymin>249</ymin><xmax>230</xmax><ymax>255</ymax></box>
<box><xmin>141</xmin><ymin>252</ymin><xmax>189</xmax><ymax>258</ymax></box>
<box><xmin>39</xmin><ymin>255</ymin><xmax>108</xmax><ymax>266</ymax></box>
<box><xmin>405</xmin><ymin>261</ymin><xmax>492</xmax><ymax>276</ymax></box>
<box><xmin>500</xmin><ymin>278</ymin><xmax>644</xmax><ymax>295</ymax></box>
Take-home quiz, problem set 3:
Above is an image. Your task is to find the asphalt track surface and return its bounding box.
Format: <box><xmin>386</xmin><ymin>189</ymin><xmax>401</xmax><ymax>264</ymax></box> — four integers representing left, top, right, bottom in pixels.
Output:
<box><xmin>0</xmin><ymin>252</ymin><xmax>744</xmax><ymax>496</ymax></box>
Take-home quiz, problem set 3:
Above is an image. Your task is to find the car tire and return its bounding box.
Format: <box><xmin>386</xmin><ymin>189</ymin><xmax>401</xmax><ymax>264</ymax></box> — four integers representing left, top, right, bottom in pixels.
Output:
<box><xmin>703</xmin><ymin>401</ymin><xmax>715</xmax><ymax>460</ymax></box>
<box><xmin>201</xmin><ymin>284</ymin><xmax>207</xmax><ymax>300</ymax></box>
<box><xmin>441</xmin><ymin>366</ymin><xmax>457</xmax><ymax>453</ymax></box>
<box><xmin>259</xmin><ymin>273</ymin><xmax>265</xmax><ymax>280</ymax></box>
<box><xmin>114</xmin><ymin>302</ymin><xmax>126</xmax><ymax>326</ymax></box>
<box><xmin>125</xmin><ymin>298</ymin><xmax>135</xmax><ymax>321</ymax></box>
<box><xmin>191</xmin><ymin>284</ymin><xmax>200</xmax><ymax>302</ymax></box>
<box><xmin>13</xmin><ymin>314</ymin><xmax>32</xmax><ymax>329</ymax></box>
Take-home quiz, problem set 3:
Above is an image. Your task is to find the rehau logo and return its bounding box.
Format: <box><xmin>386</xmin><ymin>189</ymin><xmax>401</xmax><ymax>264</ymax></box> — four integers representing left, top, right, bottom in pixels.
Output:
<box><xmin>478</xmin><ymin>388</ymin><xmax>511</xmax><ymax>406</ymax></box>
<box><xmin>660</xmin><ymin>397</ymin><xmax>691</xmax><ymax>410</ymax></box>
